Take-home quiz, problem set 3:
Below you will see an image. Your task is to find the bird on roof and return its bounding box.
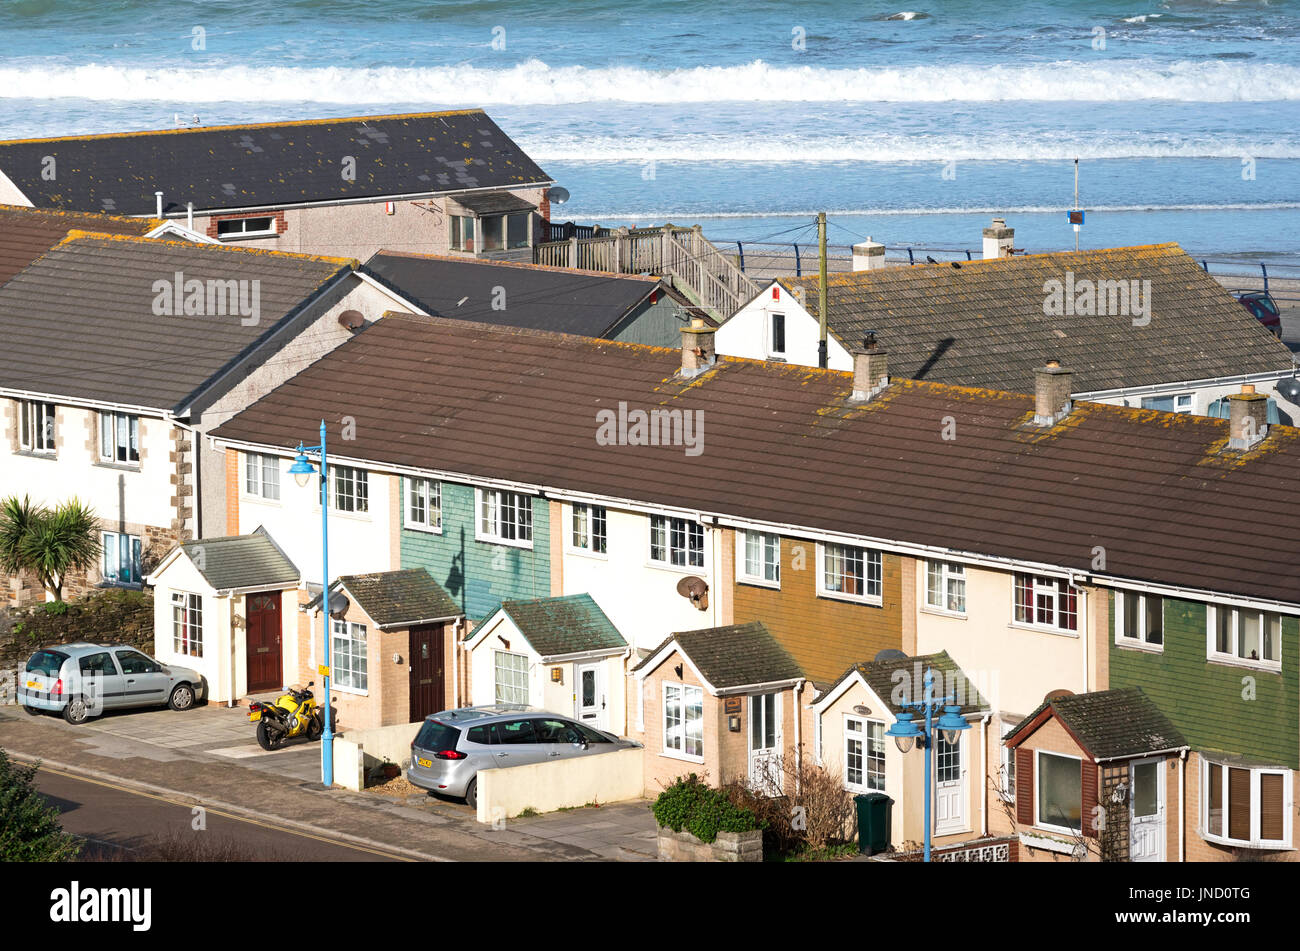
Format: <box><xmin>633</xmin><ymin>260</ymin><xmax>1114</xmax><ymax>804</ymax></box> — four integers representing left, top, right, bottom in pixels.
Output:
<box><xmin>951</xmin><ymin>261</ymin><xmax>962</xmax><ymax>268</ymax></box>
<box><xmin>925</xmin><ymin>255</ymin><xmax>937</xmax><ymax>264</ymax></box>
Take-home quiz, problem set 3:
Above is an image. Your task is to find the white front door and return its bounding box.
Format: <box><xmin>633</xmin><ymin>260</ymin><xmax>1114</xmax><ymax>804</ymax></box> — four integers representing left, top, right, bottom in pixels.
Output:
<box><xmin>748</xmin><ymin>692</ymin><xmax>783</xmax><ymax>794</ymax></box>
<box><xmin>1129</xmin><ymin>757</ymin><xmax>1165</xmax><ymax>862</ymax></box>
<box><xmin>933</xmin><ymin>732</ymin><xmax>967</xmax><ymax>836</ymax></box>
<box><xmin>575</xmin><ymin>663</ymin><xmax>607</xmax><ymax>730</ymax></box>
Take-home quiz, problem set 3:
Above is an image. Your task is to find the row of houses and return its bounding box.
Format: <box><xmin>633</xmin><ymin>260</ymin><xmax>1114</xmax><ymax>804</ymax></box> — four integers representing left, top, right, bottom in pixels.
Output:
<box><xmin>2</xmin><ymin>109</ymin><xmax>1297</xmax><ymax>863</ymax></box>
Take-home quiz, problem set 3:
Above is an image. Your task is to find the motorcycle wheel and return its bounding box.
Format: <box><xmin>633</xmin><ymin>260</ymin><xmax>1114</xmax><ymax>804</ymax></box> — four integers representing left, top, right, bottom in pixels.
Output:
<box><xmin>306</xmin><ymin>714</ymin><xmax>323</xmax><ymax>741</ymax></box>
<box><xmin>256</xmin><ymin>719</ymin><xmax>286</xmax><ymax>751</ymax></box>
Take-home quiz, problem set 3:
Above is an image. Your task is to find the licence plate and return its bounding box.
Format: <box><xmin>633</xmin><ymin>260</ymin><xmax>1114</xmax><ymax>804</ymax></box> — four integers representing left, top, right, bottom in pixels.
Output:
<box><xmin>416</xmin><ymin>757</ymin><xmax>432</xmax><ymax>768</ymax></box>
<box><xmin>248</xmin><ymin>711</ymin><xmax>262</xmax><ymax>721</ymax></box>
<box><xmin>26</xmin><ymin>681</ymin><xmax>41</xmax><ymax>689</ymax></box>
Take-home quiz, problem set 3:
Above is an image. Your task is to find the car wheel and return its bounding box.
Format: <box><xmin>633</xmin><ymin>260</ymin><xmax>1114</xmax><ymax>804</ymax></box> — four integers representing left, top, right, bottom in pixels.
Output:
<box><xmin>465</xmin><ymin>778</ymin><xmax>478</xmax><ymax>810</ymax></box>
<box><xmin>256</xmin><ymin>720</ymin><xmax>285</xmax><ymax>751</ymax></box>
<box><xmin>62</xmin><ymin>697</ymin><xmax>90</xmax><ymax>725</ymax></box>
<box><xmin>168</xmin><ymin>684</ymin><xmax>195</xmax><ymax>711</ymax></box>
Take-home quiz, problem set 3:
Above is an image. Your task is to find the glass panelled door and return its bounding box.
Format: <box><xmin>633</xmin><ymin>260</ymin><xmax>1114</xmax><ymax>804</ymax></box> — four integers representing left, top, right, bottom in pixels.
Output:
<box><xmin>575</xmin><ymin>662</ymin><xmax>606</xmax><ymax>730</ymax></box>
<box><xmin>1129</xmin><ymin>758</ymin><xmax>1165</xmax><ymax>862</ymax></box>
<box><xmin>933</xmin><ymin>732</ymin><xmax>966</xmax><ymax>835</ymax></box>
<box><xmin>748</xmin><ymin>691</ymin><xmax>783</xmax><ymax>794</ymax></box>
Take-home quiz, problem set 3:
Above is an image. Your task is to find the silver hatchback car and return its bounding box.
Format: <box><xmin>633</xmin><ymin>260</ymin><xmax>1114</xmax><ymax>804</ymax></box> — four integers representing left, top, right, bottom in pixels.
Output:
<box><xmin>408</xmin><ymin>706</ymin><xmax>641</xmax><ymax>808</ymax></box>
<box><xmin>19</xmin><ymin>642</ymin><xmax>205</xmax><ymax>724</ymax></box>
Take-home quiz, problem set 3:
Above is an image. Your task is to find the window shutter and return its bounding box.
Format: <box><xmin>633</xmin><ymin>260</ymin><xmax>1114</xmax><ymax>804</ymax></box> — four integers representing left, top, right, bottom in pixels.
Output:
<box><xmin>1228</xmin><ymin>767</ymin><xmax>1251</xmax><ymax>842</ymax></box>
<box><xmin>1260</xmin><ymin>773</ymin><xmax>1284</xmax><ymax>842</ymax></box>
<box><xmin>1081</xmin><ymin>760</ymin><xmax>1099</xmax><ymax>838</ymax></box>
<box><xmin>1015</xmin><ymin>747</ymin><xmax>1033</xmax><ymax>827</ymax></box>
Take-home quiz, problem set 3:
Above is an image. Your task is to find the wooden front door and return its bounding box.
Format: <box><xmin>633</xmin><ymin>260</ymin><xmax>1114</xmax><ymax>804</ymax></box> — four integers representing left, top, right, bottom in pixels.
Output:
<box><xmin>409</xmin><ymin>624</ymin><xmax>446</xmax><ymax>722</ymax></box>
<box><xmin>245</xmin><ymin>592</ymin><xmax>283</xmax><ymax>693</ymax></box>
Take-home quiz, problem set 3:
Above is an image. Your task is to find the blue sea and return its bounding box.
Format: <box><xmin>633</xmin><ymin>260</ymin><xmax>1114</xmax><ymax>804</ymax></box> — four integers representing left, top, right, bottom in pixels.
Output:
<box><xmin>1</xmin><ymin>0</ymin><xmax>1298</xmax><ymax>260</ymax></box>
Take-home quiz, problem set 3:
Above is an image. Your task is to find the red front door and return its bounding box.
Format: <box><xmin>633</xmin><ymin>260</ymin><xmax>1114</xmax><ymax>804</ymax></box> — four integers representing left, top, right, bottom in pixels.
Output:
<box><xmin>409</xmin><ymin>624</ymin><xmax>446</xmax><ymax>722</ymax></box>
<box><xmin>245</xmin><ymin>592</ymin><xmax>283</xmax><ymax>693</ymax></box>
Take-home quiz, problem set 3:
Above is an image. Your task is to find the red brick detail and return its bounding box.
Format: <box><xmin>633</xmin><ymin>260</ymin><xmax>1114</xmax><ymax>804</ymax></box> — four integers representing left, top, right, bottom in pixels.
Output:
<box><xmin>1082</xmin><ymin>759</ymin><xmax>1099</xmax><ymax>838</ymax></box>
<box><xmin>1016</xmin><ymin>747</ymin><xmax>1034</xmax><ymax>828</ymax></box>
<box><xmin>225</xmin><ymin>449</ymin><xmax>241</xmax><ymax>534</ymax></box>
<box><xmin>206</xmin><ymin>209</ymin><xmax>288</xmax><ymax>239</ymax></box>
<box><xmin>539</xmin><ymin>187</ymin><xmax>551</xmax><ymax>224</ymax></box>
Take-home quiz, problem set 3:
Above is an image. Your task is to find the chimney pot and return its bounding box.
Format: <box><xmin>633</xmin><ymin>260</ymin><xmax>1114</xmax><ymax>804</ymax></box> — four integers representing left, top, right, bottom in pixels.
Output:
<box><xmin>982</xmin><ymin>216</ymin><xmax>1014</xmax><ymax>260</ymax></box>
<box><xmin>1033</xmin><ymin>362</ymin><xmax>1073</xmax><ymax>425</ymax></box>
<box><xmin>680</xmin><ymin>321</ymin><xmax>716</xmax><ymax>378</ymax></box>
<box><xmin>852</xmin><ymin>237</ymin><xmax>887</xmax><ymax>271</ymax></box>
<box><xmin>851</xmin><ymin>336</ymin><xmax>889</xmax><ymax>401</ymax></box>
<box><xmin>1227</xmin><ymin>386</ymin><xmax>1269</xmax><ymax>450</ymax></box>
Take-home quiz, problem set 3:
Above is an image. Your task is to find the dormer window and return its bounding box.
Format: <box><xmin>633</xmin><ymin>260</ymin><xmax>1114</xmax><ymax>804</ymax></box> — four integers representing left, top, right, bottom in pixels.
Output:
<box><xmin>215</xmin><ymin>216</ymin><xmax>276</xmax><ymax>239</ymax></box>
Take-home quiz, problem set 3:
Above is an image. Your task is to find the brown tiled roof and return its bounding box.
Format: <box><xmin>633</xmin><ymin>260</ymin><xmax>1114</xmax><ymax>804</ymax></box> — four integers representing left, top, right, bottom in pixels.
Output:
<box><xmin>0</xmin><ymin>204</ymin><xmax>159</xmax><ymax>285</ymax></box>
<box><xmin>1005</xmin><ymin>687</ymin><xmax>1187</xmax><ymax>760</ymax></box>
<box><xmin>634</xmin><ymin>621</ymin><xmax>804</xmax><ymax>689</ymax></box>
<box><xmin>782</xmin><ymin>244</ymin><xmax>1295</xmax><ymax>393</ymax></box>
<box><xmin>338</xmin><ymin>568</ymin><xmax>462</xmax><ymax>628</ymax></box>
<box><xmin>212</xmin><ymin>315</ymin><xmax>1300</xmax><ymax>605</ymax></box>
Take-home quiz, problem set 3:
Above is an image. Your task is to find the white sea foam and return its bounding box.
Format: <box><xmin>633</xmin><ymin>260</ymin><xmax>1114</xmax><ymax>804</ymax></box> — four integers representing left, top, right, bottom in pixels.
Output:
<box><xmin>568</xmin><ymin>203</ymin><xmax>1300</xmax><ymax>220</ymax></box>
<box><xmin>1</xmin><ymin>58</ymin><xmax>1297</xmax><ymax>104</ymax></box>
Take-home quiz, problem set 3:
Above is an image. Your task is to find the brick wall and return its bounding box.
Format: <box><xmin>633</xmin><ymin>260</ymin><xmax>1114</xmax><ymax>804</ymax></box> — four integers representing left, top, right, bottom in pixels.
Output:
<box><xmin>225</xmin><ymin>449</ymin><xmax>241</xmax><ymax>535</ymax></box>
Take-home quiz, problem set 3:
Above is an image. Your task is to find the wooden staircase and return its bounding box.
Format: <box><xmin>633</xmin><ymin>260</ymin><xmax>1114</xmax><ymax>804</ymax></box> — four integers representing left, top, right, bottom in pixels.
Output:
<box><xmin>535</xmin><ymin>223</ymin><xmax>759</xmax><ymax>322</ymax></box>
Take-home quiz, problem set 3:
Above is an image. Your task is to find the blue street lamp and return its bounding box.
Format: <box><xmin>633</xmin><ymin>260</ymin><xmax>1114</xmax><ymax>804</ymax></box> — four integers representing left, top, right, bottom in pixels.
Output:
<box><xmin>288</xmin><ymin>419</ymin><xmax>334</xmax><ymax>787</ymax></box>
<box><xmin>884</xmin><ymin>667</ymin><xmax>971</xmax><ymax>862</ymax></box>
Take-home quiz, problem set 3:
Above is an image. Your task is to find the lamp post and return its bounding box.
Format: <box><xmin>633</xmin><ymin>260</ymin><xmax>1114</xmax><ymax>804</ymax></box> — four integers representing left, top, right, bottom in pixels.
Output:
<box><xmin>288</xmin><ymin>419</ymin><xmax>334</xmax><ymax>787</ymax></box>
<box><xmin>884</xmin><ymin>667</ymin><xmax>971</xmax><ymax>862</ymax></box>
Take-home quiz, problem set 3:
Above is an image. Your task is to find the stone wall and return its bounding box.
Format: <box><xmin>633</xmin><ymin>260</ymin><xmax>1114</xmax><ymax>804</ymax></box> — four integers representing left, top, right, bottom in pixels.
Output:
<box><xmin>656</xmin><ymin>826</ymin><xmax>762</xmax><ymax>862</ymax></box>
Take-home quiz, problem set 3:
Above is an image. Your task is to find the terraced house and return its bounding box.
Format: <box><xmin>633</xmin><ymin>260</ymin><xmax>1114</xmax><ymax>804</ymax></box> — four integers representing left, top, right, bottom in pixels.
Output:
<box><xmin>207</xmin><ymin>313</ymin><xmax>1300</xmax><ymax>862</ymax></box>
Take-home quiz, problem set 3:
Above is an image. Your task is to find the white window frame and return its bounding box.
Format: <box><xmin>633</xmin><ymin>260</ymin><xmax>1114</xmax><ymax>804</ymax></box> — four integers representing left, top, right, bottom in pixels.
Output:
<box><xmin>649</xmin><ymin>515</ymin><xmax>704</xmax><ymax>570</ymax></box>
<box><xmin>844</xmin><ymin>715</ymin><xmax>886</xmax><ymax>793</ymax></box>
<box><xmin>98</xmin><ymin>411</ymin><xmax>140</xmax><ymax>465</ymax></box>
<box><xmin>736</xmin><ymin>530</ymin><xmax>780</xmax><ymax>588</ymax></box>
<box><xmin>215</xmin><ymin>216</ymin><xmax>277</xmax><ymax>239</ymax></box>
<box><xmin>768</xmin><ymin>312</ymin><xmax>786</xmax><ymax>358</ymax></box>
<box><xmin>476</xmin><ymin>488</ymin><xmax>534</xmax><ymax>548</ymax></box>
<box><xmin>1114</xmin><ymin>590</ymin><xmax>1164</xmax><ymax>651</ymax></box>
<box><xmin>1012</xmin><ymin>573</ymin><xmax>1080</xmax><ymax>635</ymax></box>
<box><xmin>243</xmin><ymin>452</ymin><xmax>281</xmax><ymax>501</ymax></box>
<box><xmin>18</xmin><ymin>400</ymin><xmax>56</xmax><ymax>454</ymax></box>
<box><xmin>1201</xmin><ymin>759</ymin><xmax>1292</xmax><ymax>850</ymax></box>
<box><xmin>1034</xmin><ymin>749</ymin><xmax>1083</xmax><ymax>835</ymax></box>
<box><xmin>171</xmin><ymin>591</ymin><xmax>203</xmax><ymax>658</ymax></box>
<box><xmin>924</xmin><ymin>560</ymin><xmax>967</xmax><ymax>615</ymax></box>
<box><xmin>329</xmin><ymin>465</ymin><xmax>369</xmax><ymax>515</ymax></box>
<box><xmin>816</xmin><ymin>542</ymin><xmax>882</xmax><ymax>605</ymax></box>
<box><xmin>493</xmin><ymin>649</ymin><xmax>529</xmax><ymax>705</ymax></box>
<box><xmin>567</xmin><ymin>502</ymin><xmax>608</xmax><ymax>557</ymax></box>
<box><xmin>331</xmin><ymin>619</ymin><xmax>369</xmax><ymax>694</ymax></box>
<box><xmin>999</xmin><ymin>728</ymin><xmax>1017</xmax><ymax>802</ymax></box>
<box><xmin>1141</xmin><ymin>393</ymin><xmax>1194</xmax><ymax>414</ymax></box>
<box><xmin>102</xmin><ymin>531</ymin><xmax>142</xmax><ymax>586</ymax></box>
<box><xmin>1206</xmin><ymin>604</ymin><xmax>1282</xmax><ymax>671</ymax></box>
<box><xmin>405</xmin><ymin>477</ymin><xmax>442</xmax><ymax>533</ymax></box>
<box><xmin>662</xmin><ymin>681</ymin><xmax>704</xmax><ymax>762</ymax></box>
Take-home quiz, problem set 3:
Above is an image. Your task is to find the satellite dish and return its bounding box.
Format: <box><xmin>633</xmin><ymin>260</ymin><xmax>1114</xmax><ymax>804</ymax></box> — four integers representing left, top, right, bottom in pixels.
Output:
<box><xmin>1277</xmin><ymin>377</ymin><xmax>1300</xmax><ymax>403</ymax></box>
<box><xmin>1045</xmin><ymin>688</ymin><xmax>1074</xmax><ymax>701</ymax></box>
<box><xmin>675</xmin><ymin>576</ymin><xmax>709</xmax><ymax>611</ymax></box>
<box><xmin>328</xmin><ymin>592</ymin><xmax>350</xmax><ymax>620</ymax></box>
<box><xmin>549</xmin><ymin>186</ymin><xmax>571</xmax><ymax>205</ymax></box>
<box><xmin>874</xmin><ymin>648</ymin><xmax>908</xmax><ymax>664</ymax></box>
<box><xmin>337</xmin><ymin>309</ymin><xmax>365</xmax><ymax>331</ymax></box>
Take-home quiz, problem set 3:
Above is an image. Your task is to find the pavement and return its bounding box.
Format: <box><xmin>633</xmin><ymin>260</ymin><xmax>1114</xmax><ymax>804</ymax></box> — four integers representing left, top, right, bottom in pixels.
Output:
<box><xmin>0</xmin><ymin>702</ymin><xmax>657</xmax><ymax>862</ymax></box>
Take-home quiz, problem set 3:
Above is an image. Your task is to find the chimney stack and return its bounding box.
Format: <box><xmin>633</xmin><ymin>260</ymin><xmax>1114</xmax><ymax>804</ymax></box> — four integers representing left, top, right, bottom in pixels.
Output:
<box><xmin>1227</xmin><ymin>383</ymin><xmax>1269</xmax><ymax>450</ymax></box>
<box><xmin>852</xmin><ymin>237</ymin><xmax>887</xmax><ymax>272</ymax></box>
<box><xmin>1033</xmin><ymin>360</ymin><xmax>1073</xmax><ymax>425</ymax></box>
<box><xmin>982</xmin><ymin>216</ymin><xmax>1014</xmax><ymax>260</ymax></box>
<box><xmin>681</xmin><ymin>317</ymin><xmax>716</xmax><ymax>379</ymax></box>
<box><xmin>851</xmin><ymin>332</ymin><xmax>889</xmax><ymax>401</ymax></box>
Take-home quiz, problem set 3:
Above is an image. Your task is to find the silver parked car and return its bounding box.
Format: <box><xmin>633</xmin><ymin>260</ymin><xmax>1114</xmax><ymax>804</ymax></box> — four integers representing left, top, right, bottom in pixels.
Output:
<box><xmin>408</xmin><ymin>705</ymin><xmax>641</xmax><ymax>808</ymax></box>
<box><xmin>19</xmin><ymin>642</ymin><xmax>205</xmax><ymax>724</ymax></box>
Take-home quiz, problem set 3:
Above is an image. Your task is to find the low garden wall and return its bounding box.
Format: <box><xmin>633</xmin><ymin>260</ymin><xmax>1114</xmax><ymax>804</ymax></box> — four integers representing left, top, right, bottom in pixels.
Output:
<box><xmin>332</xmin><ymin>721</ymin><xmax>422</xmax><ymax>791</ymax></box>
<box><xmin>657</xmin><ymin>827</ymin><xmax>763</xmax><ymax>862</ymax></box>
<box><xmin>476</xmin><ymin>747</ymin><xmax>644</xmax><ymax>824</ymax></box>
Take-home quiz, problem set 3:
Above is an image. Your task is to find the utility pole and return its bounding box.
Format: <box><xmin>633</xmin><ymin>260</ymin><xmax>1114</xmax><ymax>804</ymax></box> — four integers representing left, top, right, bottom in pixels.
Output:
<box><xmin>1073</xmin><ymin>158</ymin><xmax>1080</xmax><ymax>252</ymax></box>
<box><xmin>817</xmin><ymin>212</ymin><xmax>828</xmax><ymax>369</ymax></box>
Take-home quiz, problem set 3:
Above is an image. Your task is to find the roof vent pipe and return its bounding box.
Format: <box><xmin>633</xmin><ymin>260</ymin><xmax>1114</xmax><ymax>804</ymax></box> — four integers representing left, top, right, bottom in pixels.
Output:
<box><xmin>155</xmin><ymin>191</ymin><xmax>164</xmax><ymax>218</ymax></box>
<box><xmin>186</xmin><ymin>201</ymin><xmax>194</xmax><ymax>231</ymax></box>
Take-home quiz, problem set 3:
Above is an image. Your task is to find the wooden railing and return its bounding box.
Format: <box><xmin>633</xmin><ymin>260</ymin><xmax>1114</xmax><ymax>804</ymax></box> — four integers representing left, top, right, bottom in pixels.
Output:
<box><xmin>533</xmin><ymin>224</ymin><xmax>759</xmax><ymax>320</ymax></box>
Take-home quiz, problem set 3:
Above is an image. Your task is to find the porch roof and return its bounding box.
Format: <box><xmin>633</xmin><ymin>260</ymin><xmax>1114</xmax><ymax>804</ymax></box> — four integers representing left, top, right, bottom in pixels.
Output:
<box><xmin>335</xmin><ymin>568</ymin><xmax>462</xmax><ymax>629</ymax></box>
<box><xmin>634</xmin><ymin>621</ymin><xmax>804</xmax><ymax>691</ymax></box>
<box><xmin>819</xmin><ymin>650</ymin><xmax>989</xmax><ymax>717</ymax></box>
<box><xmin>178</xmin><ymin>526</ymin><xmax>299</xmax><ymax>592</ymax></box>
<box><xmin>1004</xmin><ymin>687</ymin><xmax>1187</xmax><ymax>761</ymax></box>
<box><xmin>489</xmin><ymin>593</ymin><xmax>626</xmax><ymax>658</ymax></box>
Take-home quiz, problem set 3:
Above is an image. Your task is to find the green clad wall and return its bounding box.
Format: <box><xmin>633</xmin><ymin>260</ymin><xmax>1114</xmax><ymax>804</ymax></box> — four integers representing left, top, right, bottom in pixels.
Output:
<box><xmin>1109</xmin><ymin>594</ymin><xmax>1299</xmax><ymax>769</ymax></box>
<box><xmin>399</xmin><ymin>479</ymin><xmax>550</xmax><ymax>622</ymax></box>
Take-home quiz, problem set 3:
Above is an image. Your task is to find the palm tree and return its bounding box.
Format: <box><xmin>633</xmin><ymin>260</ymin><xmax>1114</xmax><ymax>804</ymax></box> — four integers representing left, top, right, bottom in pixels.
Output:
<box><xmin>0</xmin><ymin>495</ymin><xmax>101</xmax><ymax>602</ymax></box>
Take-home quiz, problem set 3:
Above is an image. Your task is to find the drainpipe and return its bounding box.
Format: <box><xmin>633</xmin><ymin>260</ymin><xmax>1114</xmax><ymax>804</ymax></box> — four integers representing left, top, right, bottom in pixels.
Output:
<box><xmin>793</xmin><ymin>679</ymin><xmax>804</xmax><ymax>796</ymax></box>
<box><xmin>452</xmin><ymin>618</ymin><xmax>462</xmax><ymax>707</ymax></box>
<box><xmin>224</xmin><ymin>593</ymin><xmax>236</xmax><ymax>707</ymax></box>
<box><xmin>980</xmin><ymin>712</ymin><xmax>991</xmax><ymax>835</ymax></box>
<box><xmin>1069</xmin><ymin>570</ymin><xmax>1088</xmax><ymax>691</ymax></box>
<box><xmin>1179</xmin><ymin>749</ymin><xmax>1187</xmax><ymax>862</ymax></box>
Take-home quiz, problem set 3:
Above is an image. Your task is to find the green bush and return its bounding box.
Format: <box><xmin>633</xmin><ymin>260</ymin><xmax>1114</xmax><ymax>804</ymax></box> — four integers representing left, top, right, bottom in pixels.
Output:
<box><xmin>0</xmin><ymin>750</ymin><xmax>82</xmax><ymax>862</ymax></box>
<box><xmin>652</xmin><ymin>773</ymin><xmax>760</xmax><ymax>844</ymax></box>
<box><xmin>42</xmin><ymin>601</ymin><xmax>68</xmax><ymax>617</ymax></box>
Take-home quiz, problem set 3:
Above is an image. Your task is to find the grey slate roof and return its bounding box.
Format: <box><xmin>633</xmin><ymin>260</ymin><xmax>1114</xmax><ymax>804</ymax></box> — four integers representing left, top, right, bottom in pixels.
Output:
<box><xmin>635</xmin><ymin>621</ymin><xmax>804</xmax><ymax>690</ymax></box>
<box><xmin>0</xmin><ymin>110</ymin><xmax>551</xmax><ymax>216</ymax></box>
<box><xmin>0</xmin><ymin>233</ymin><xmax>353</xmax><ymax>412</ymax></box>
<box><xmin>782</xmin><ymin>244</ymin><xmax>1296</xmax><ymax>394</ymax></box>
<box><xmin>338</xmin><ymin>569</ymin><xmax>462</xmax><ymax>629</ymax></box>
<box><xmin>180</xmin><ymin>527</ymin><xmax>298</xmax><ymax>592</ymax></box>
<box><xmin>824</xmin><ymin>651</ymin><xmax>989</xmax><ymax>716</ymax></box>
<box><xmin>1005</xmin><ymin>687</ymin><xmax>1188</xmax><ymax>761</ymax></box>
<box><xmin>491</xmin><ymin>594</ymin><xmax>626</xmax><ymax>658</ymax></box>
<box><xmin>363</xmin><ymin>252</ymin><xmax>662</xmax><ymax>337</ymax></box>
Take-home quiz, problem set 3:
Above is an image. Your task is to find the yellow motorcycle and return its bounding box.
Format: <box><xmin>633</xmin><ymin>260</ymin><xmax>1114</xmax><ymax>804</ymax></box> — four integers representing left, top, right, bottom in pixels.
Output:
<box><xmin>248</xmin><ymin>682</ymin><xmax>325</xmax><ymax>750</ymax></box>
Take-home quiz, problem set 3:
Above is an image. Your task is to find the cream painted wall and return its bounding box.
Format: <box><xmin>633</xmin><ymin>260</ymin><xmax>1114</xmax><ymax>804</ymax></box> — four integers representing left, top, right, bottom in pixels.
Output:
<box><xmin>558</xmin><ymin>504</ymin><xmax>721</xmax><ymax>653</ymax></box>
<box><xmin>913</xmin><ymin>561</ymin><xmax>1091</xmax><ymax>717</ymax></box>
<box><xmin>476</xmin><ymin>747</ymin><xmax>644</xmax><ymax>822</ymax></box>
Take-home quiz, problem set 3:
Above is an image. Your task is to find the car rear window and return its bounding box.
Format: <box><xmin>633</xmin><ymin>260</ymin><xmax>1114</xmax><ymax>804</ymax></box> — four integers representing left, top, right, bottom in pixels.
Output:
<box><xmin>414</xmin><ymin>720</ymin><xmax>462</xmax><ymax>753</ymax></box>
<box><xmin>26</xmin><ymin>650</ymin><xmax>67</xmax><ymax>676</ymax></box>
<box><xmin>466</xmin><ymin>725</ymin><xmax>496</xmax><ymax>745</ymax></box>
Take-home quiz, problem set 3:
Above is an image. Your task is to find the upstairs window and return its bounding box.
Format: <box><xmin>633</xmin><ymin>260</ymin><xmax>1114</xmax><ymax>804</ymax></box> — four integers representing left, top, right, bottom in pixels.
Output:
<box><xmin>770</xmin><ymin>313</ymin><xmax>786</xmax><ymax>357</ymax></box>
<box><xmin>330</xmin><ymin>465</ymin><xmax>369</xmax><ymax>514</ymax></box>
<box><xmin>406</xmin><ymin>477</ymin><xmax>442</xmax><ymax>531</ymax></box>
<box><xmin>819</xmin><ymin>542</ymin><xmax>882</xmax><ymax>603</ymax></box>
<box><xmin>1208</xmin><ymin>605</ymin><xmax>1281</xmax><ymax>668</ymax></box>
<box><xmin>479</xmin><ymin>489</ymin><xmax>533</xmax><ymax>545</ymax></box>
<box><xmin>216</xmin><ymin>216</ymin><xmax>276</xmax><ymax>239</ymax></box>
<box><xmin>450</xmin><ymin>215</ymin><xmax>474</xmax><ymax>252</ymax></box>
<box><xmin>99</xmin><ymin>412</ymin><xmax>139</xmax><ymax>465</ymax></box>
<box><xmin>1141</xmin><ymin>393</ymin><xmax>1193</xmax><ymax>414</ymax></box>
<box><xmin>925</xmin><ymin>560</ymin><xmax>967</xmax><ymax>614</ymax></box>
<box><xmin>1014</xmin><ymin>573</ymin><xmax>1078</xmax><ymax>633</ymax></box>
<box><xmin>244</xmin><ymin>452</ymin><xmax>281</xmax><ymax>501</ymax></box>
<box><xmin>1115</xmin><ymin>591</ymin><xmax>1163</xmax><ymax>648</ymax></box>
<box><xmin>18</xmin><ymin>400</ymin><xmax>56</xmax><ymax>453</ymax></box>
<box><xmin>649</xmin><ymin>515</ymin><xmax>704</xmax><ymax>568</ymax></box>
<box><xmin>570</xmin><ymin>502</ymin><xmax>607</xmax><ymax>554</ymax></box>
<box><xmin>738</xmin><ymin>531</ymin><xmax>780</xmax><ymax>586</ymax></box>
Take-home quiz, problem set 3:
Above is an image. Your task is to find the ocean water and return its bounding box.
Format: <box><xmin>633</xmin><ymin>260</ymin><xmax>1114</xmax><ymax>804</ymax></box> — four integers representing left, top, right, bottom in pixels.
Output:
<box><xmin>1</xmin><ymin>0</ymin><xmax>1298</xmax><ymax>259</ymax></box>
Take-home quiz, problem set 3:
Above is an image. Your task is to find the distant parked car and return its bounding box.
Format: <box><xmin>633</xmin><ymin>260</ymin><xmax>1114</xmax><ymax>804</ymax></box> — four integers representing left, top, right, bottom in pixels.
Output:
<box><xmin>1236</xmin><ymin>291</ymin><xmax>1283</xmax><ymax>337</ymax></box>
<box><xmin>408</xmin><ymin>705</ymin><xmax>641</xmax><ymax>808</ymax></box>
<box><xmin>19</xmin><ymin>643</ymin><xmax>205</xmax><ymax>724</ymax></box>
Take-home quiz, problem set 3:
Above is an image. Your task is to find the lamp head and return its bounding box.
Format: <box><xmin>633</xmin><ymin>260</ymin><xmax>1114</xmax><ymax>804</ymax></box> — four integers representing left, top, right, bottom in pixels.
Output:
<box><xmin>886</xmin><ymin>711</ymin><xmax>921</xmax><ymax>753</ymax></box>
<box><xmin>937</xmin><ymin>704</ymin><xmax>971</xmax><ymax>745</ymax></box>
<box><xmin>289</xmin><ymin>447</ymin><xmax>317</xmax><ymax>488</ymax></box>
